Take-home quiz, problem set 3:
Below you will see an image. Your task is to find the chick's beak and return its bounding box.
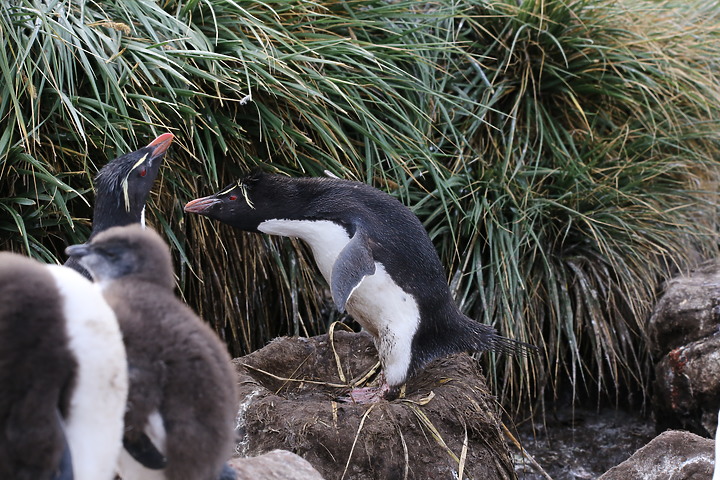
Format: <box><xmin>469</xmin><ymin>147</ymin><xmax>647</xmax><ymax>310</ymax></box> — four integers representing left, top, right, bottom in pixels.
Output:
<box><xmin>65</xmin><ymin>244</ymin><xmax>91</xmax><ymax>258</ymax></box>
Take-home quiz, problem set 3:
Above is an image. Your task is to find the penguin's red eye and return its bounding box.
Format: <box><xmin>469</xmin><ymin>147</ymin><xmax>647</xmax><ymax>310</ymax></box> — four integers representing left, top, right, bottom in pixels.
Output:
<box><xmin>139</xmin><ymin>167</ymin><xmax>147</xmax><ymax>177</ymax></box>
<box><xmin>228</xmin><ymin>195</ymin><xmax>237</xmax><ymax>201</ymax></box>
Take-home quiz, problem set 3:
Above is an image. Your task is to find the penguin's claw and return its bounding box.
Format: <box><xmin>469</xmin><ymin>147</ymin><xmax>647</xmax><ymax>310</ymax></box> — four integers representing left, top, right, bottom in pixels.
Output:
<box><xmin>338</xmin><ymin>383</ymin><xmax>391</xmax><ymax>404</ymax></box>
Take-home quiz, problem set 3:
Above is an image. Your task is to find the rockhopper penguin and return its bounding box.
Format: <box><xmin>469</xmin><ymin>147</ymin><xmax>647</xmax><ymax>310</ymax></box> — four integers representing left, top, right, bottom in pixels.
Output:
<box><xmin>64</xmin><ymin>133</ymin><xmax>174</xmax><ymax>279</ymax></box>
<box><xmin>0</xmin><ymin>253</ymin><xmax>128</xmax><ymax>480</ymax></box>
<box><xmin>65</xmin><ymin>225</ymin><xmax>238</xmax><ymax>480</ymax></box>
<box><xmin>184</xmin><ymin>172</ymin><xmax>536</xmax><ymax>402</ymax></box>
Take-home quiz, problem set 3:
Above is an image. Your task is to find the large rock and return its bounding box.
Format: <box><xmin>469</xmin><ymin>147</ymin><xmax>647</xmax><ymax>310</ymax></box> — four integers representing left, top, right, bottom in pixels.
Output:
<box><xmin>598</xmin><ymin>430</ymin><xmax>714</xmax><ymax>480</ymax></box>
<box><xmin>229</xmin><ymin>450</ymin><xmax>325</xmax><ymax>479</ymax></box>
<box><xmin>648</xmin><ymin>260</ymin><xmax>720</xmax><ymax>356</ymax></box>
<box><xmin>654</xmin><ymin>336</ymin><xmax>720</xmax><ymax>434</ymax></box>
<box><xmin>649</xmin><ymin>261</ymin><xmax>720</xmax><ymax>434</ymax></box>
<box><xmin>233</xmin><ymin>330</ymin><xmax>516</xmax><ymax>480</ymax></box>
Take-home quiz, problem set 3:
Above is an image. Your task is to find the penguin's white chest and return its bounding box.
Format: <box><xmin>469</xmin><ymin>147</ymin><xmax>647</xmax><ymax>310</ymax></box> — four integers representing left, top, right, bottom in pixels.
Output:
<box><xmin>258</xmin><ymin>219</ymin><xmax>420</xmax><ymax>386</ymax></box>
<box><xmin>258</xmin><ymin>219</ymin><xmax>350</xmax><ymax>282</ymax></box>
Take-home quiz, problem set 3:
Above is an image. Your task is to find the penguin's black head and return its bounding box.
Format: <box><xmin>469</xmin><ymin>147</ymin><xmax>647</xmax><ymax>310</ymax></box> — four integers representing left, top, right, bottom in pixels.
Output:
<box><xmin>184</xmin><ymin>171</ymin><xmax>295</xmax><ymax>232</ymax></box>
<box><xmin>65</xmin><ymin>224</ymin><xmax>175</xmax><ymax>290</ymax></box>
<box><xmin>93</xmin><ymin>133</ymin><xmax>174</xmax><ymax>232</ymax></box>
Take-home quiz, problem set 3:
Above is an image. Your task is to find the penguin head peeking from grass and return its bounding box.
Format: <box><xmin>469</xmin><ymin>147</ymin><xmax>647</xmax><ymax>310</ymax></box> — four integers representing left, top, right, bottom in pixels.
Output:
<box><xmin>92</xmin><ymin>133</ymin><xmax>174</xmax><ymax>234</ymax></box>
<box><xmin>64</xmin><ymin>133</ymin><xmax>174</xmax><ymax>280</ymax></box>
<box><xmin>186</xmin><ymin>171</ymin><xmax>537</xmax><ymax>403</ymax></box>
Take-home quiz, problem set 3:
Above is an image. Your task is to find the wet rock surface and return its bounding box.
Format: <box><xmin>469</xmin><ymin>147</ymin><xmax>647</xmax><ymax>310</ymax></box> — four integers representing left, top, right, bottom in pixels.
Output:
<box><xmin>598</xmin><ymin>430</ymin><xmax>714</xmax><ymax>480</ymax></box>
<box><xmin>512</xmin><ymin>406</ymin><xmax>656</xmax><ymax>479</ymax></box>
<box><xmin>648</xmin><ymin>261</ymin><xmax>720</xmax><ymax>354</ymax></box>
<box><xmin>233</xmin><ymin>330</ymin><xmax>515</xmax><ymax>480</ymax></box>
<box><xmin>650</xmin><ymin>260</ymin><xmax>720</xmax><ymax>435</ymax></box>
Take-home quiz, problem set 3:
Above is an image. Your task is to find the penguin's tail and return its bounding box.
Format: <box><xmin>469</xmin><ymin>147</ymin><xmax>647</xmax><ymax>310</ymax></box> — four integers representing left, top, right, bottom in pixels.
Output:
<box><xmin>490</xmin><ymin>333</ymin><xmax>538</xmax><ymax>357</ymax></box>
<box><xmin>464</xmin><ymin>318</ymin><xmax>538</xmax><ymax>357</ymax></box>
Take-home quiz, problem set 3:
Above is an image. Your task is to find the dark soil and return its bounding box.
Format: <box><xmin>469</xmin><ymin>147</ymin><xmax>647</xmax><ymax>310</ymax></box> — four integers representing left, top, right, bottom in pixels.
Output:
<box><xmin>233</xmin><ymin>330</ymin><xmax>516</xmax><ymax>480</ymax></box>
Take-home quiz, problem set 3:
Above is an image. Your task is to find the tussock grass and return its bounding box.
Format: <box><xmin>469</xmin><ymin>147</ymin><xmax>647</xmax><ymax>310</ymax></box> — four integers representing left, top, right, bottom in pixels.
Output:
<box><xmin>2</xmin><ymin>0</ymin><xmax>720</xmax><ymax>410</ymax></box>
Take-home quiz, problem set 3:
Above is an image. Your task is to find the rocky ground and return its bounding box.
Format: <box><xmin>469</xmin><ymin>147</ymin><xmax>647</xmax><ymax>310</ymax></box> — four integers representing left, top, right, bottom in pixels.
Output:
<box><xmin>511</xmin><ymin>406</ymin><xmax>656</xmax><ymax>479</ymax></box>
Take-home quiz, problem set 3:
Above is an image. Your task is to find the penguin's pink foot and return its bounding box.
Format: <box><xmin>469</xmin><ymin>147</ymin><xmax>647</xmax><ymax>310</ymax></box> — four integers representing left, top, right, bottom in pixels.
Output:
<box><xmin>339</xmin><ymin>383</ymin><xmax>391</xmax><ymax>404</ymax></box>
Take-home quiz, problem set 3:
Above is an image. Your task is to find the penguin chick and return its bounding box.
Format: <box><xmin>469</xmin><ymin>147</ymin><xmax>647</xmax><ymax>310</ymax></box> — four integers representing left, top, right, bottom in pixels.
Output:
<box><xmin>65</xmin><ymin>225</ymin><xmax>238</xmax><ymax>480</ymax></box>
<box><xmin>0</xmin><ymin>253</ymin><xmax>128</xmax><ymax>480</ymax></box>
<box><xmin>184</xmin><ymin>172</ymin><xmax>537</xmax><ymax>403</ymax></box>
<box><xmin>64</xmin><ymin>133</ymin><xmax>174</xmax><ymax>278</ymax></box>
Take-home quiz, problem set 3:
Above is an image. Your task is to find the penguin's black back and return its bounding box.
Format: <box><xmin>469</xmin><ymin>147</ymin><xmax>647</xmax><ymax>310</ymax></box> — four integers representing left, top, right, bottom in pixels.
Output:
<box><xmin>256</xmin><ymin>175</ymin><xmax>465</xmax><ymax>313</ymax></box>
<box><xmin>0</xmin><ymin>253</ymin><xmax>77</xmax><ymax>480</ymax></box>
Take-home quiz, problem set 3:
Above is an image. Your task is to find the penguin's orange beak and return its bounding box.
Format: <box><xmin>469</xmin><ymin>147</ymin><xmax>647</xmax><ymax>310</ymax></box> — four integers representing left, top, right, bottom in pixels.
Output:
<box><xmin>147</xmin><ymin>133</ymin><xmax>174</xmax><ymax>157</ymax></box>
<box><xmin>184</xmin><ymin>196</ymin><xmax>221</xmax><ymax>214</ymax></box>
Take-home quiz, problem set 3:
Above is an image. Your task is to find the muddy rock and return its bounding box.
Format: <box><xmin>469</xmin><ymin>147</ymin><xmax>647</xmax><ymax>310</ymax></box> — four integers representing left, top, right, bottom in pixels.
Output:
<box><xmin>229</xmin><ymin>450</ymin><xmax>325</xmax><ymax>479</ymax></box>
<box><xmin>647</xmin><ymin>260</ymin><xmax>720</xmax><ymax>356</ymax></box>
<box><xmin>598</xmin><ymin>430</ymin><xmax>714</xmax><ymax>480</ymax></box>
<box><xmin>654</xmin><ymin>335</ymin><xmax>720</xmax><ymax>435</ymax></box>
<box><xmin>233</xmin><ymin>330</ymin><xmax>515</xmax><ymax>480</ymax></box>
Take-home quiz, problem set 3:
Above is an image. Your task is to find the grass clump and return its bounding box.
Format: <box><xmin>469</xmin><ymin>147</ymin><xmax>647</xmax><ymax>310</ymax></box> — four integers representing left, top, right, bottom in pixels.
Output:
<box><xmin>431</xmin><ymin>0</ymin><xmax>720</xmax><ymax>408</ymax></box>
<box><xmin>1</xmin><ymin>0</ymin><xmax>720</xmax><ymax>410</ymax></box>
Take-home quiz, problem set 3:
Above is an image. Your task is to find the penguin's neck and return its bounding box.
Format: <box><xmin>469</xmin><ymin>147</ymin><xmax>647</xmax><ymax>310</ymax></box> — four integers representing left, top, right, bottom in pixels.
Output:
<box><xmin>91</xmin><ymin>197</ymin><xmax>143</xmax><ymax>238</ymax></box>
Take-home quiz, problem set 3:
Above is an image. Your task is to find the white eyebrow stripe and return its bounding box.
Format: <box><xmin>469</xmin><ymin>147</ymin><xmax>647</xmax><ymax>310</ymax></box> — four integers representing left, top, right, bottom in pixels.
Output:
<box><xmin>219</xmin><ymin>184</ymin><xmax>237</xmax><ymax>196</ymax></box>
<box><xmin>122</xmin><ymin>154</ymin><xmax>149</xmax><ymax>212</ymax></box>
<box><xmin>131</xmin><ymin>154</ymin><xmax>148</xmax><ymax>170</ymax></box>
<box><xmin>240</xmin><ymin>184</ymin><xmax>255</xmax><ymax>209</ymax></box>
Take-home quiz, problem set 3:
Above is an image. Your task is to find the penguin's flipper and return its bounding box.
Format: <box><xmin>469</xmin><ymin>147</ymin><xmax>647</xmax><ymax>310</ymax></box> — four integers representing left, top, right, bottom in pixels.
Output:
<box><xmin>51</xmin><ymin>413</ymin><xmax>73</xmax><ymax>480</ymax></box>
<box><xmin>123</xmin><ymin>433</ymin><xmax>166</xmax><ymax>470</ymax></box>
<box><xmin>331</xmin><ymin>231</ymin><xmax>376</xmax><ymax>312</ymax></box>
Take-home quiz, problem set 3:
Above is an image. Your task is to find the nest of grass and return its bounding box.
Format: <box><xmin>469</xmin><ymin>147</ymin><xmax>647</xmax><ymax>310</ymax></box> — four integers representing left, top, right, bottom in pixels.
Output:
<box><xmin>233</xmin><ymin>328</ymin><xmax>515</xmax><ymax>480</ymax></box>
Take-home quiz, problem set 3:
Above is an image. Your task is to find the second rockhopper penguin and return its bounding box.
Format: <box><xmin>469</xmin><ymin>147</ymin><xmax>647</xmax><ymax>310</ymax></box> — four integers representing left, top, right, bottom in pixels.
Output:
<box><xmin>64</xmin><ymin>133</ymin><xmax>174</xmax><ymax>279</ymax></box>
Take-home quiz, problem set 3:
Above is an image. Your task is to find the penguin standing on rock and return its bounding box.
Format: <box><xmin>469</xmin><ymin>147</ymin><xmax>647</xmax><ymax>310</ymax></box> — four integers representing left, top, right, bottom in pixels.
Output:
<box><xmin>64</xmin><ymin>133</ymin><xmax>174</xmax><ymax>279</ymax></box>
<box><xmin>0</xmin><ymin>253</ymin><xmax>128</xmax><ymax>480</ymax></box>
<box><xmin>66</xmin><ymin>225</ymin><xmax>238</xmax><ymax>480</ymax></box>
<box><xmin>184</xmin><ymin>172</ymin><xmax>536</xmax><ymax>403</ymax></box>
